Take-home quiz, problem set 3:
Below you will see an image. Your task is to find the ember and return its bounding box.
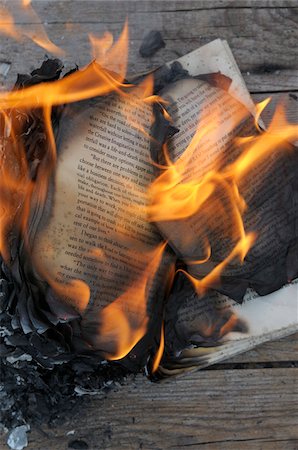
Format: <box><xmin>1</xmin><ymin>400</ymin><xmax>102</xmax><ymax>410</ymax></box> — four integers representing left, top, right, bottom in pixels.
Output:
<box><xmin>0</xmin><ymin>2</ymin><xmax>298</xmax><ymax>440</ymax></box>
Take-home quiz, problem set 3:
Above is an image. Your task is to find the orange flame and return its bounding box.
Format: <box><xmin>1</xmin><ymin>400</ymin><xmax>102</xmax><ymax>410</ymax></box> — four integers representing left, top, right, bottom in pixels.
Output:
<box><xmin>1</xmin><ymin>21</ymin><xmax>167</xmax><ymax>363</ymax></box>
<box><xmin>1</xmin><ymin>19</ymin><xmax>298</xmax><ymax>371</ymax></box>
<box><xmin>0</xmin><ymin>2</ymin><xmax>63</xmax><ymax>55</ymax></box>
<box><xmin>0</xmin><ymin>23</ymin><xmax>130</xmax><ymax>260</ymax></box>
<box><xmin>230</xmin><ymin>105</ymin><xmax>298</xmax><ymax>181</ymax></box>
<box><xmin>88</xmin><ymin>21</ymin><xmax>129</xmax><ymax>80</ymax></box>
<box><xmin>49</xmin><ymin>278</ymin><xmax>90</xmax><ymax>316</ymax></box>
<box><xmin>89</xmin><ymin>31</ymin><xmax>114</xmax><ymax>63</ymax></box>
<box><xmin>96</xmin><ymin>242</ymin><xmax>167</xmax><ymax>360</ymax></box>
<box><xmin>146</xmin><ymin>94</ymin><xmax>298</xmax><ymax>297</ymax></box>
<box><xmin>0</xmin><ymin>8</ymin><xmax>19</xmax><ymax>40</ymax></box>
<box><xmin>0</xmin><ymin>110</ymin><xmax>33</xmax><ymax>261</ymax></box>
<box><xmin>152</xmin><ymin>321</ymin><xmax>165</xmax><ymax>373</ymax></box>
<box><xmin>180</xmin><ymin>233</ymin><xmax>256</xmax><ymax>295</ymax></box>
<box><xmin>254</xmin><ymin>97</ymin><xmax>271</xmax><ymax>132</ymax></box>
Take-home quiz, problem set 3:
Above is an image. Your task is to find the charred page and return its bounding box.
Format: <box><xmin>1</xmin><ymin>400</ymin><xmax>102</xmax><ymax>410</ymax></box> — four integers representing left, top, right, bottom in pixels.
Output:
<box><xmin>149</xmin><ymin>44</ymin><xmax>298</xmax><ymax>374</ymax></box>
<box><xmin>153</xmin><ymin>77</ymin><xmax>298</xmax><ymax>299</ymax></box>
<box><xmin>29</xmin><ymin>89</ymin><xmax>175</xmax><ymax>368</ymax></box>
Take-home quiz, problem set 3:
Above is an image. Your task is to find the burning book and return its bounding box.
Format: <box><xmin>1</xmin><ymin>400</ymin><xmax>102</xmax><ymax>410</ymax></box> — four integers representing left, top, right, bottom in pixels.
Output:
<box><xmin>1</xmin><ymin>23</ymin><xmax>298</xmax><ymax>389</ymax></box>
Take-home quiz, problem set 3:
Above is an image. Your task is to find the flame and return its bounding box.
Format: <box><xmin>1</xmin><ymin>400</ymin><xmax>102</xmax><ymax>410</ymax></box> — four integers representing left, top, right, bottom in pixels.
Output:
<box><xmin>186</xmin><ymin>242</ymin><xmax>211</xmax><ymax>265</ymax></box>
<box><xmin>0</xmin><ymin>2</ymin><xmax>63</xmax><ymax>55</ymax></box>
<box><xmin>0</xmin><ymin>21</ymin><xmax>169</xmax><ymax>363</ymax></box>
<box><xmin>0</xmin><ymin>110</ymin><xmax>34</xmax><ymax>260</ymax></box>
<box><xmin>254</xmin><ymin>97</ymin><xmax>271</xmax><ymax>132</ymax></box>
<box><xmin>96</xmin><ymin>242</ymin><xmax>166</xmax><ymax>360</ymax></box>
<box><xmin>89</xmin><ymin>21</ymin><xmax>129</xmax><ymax>79</ymax></box>
<box><xmin>146</xmin><ymin>95</ymin><xmax>298</xmax><ymax>297</ymax></box>
<box><xmin>0</xmin><ymin>23</ymin><xmax>131</xmax><ymax>260</ymax></box>
<box><xmin>0</xmin><ymin>8</ymin><xmax>19</xmax><ymax>40</ymax></box>
<box><xmin>152</xmin><ymin>321</ymin><xmax>165</xmax><ymax>373</ymax></box>
<box><xmin>48</xmin><ymin>278</ymin><xmax>90</xmax><ymax>315</ymax></box>
<box><xmin>219</xmin><ymin>313</ymin><xmax>240</xmax><ymax>338</ymax></box>
<box><xmin>1</xmin><ymin>18</ymin><xmax>298</xmax><ymax>371</ymax></box>
<box><xmin>180</xmin><ymin>233</ymin><xmax>256</xmax><ymax>295</ymax></box>
<box><xmin>230</xmin><ymin>104</ymin><xmax>298</xmax><ymax>181</ymax></box>
<box><xmin>89</xmin><ymin>32</ymin><xmax>114</xmax><ymax>62</ymax></box>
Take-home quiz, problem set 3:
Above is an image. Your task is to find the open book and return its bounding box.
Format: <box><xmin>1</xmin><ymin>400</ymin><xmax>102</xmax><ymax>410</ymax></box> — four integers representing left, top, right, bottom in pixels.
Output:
<box><xmin>26</xmin><ymin>39</ymin><xmax>297</xmax><ymax>375</ymax></box>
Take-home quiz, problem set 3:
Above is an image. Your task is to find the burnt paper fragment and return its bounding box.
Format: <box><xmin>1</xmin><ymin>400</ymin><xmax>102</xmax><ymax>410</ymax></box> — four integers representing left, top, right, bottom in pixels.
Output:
<box><xmin>7</xmin><ymin>424</ymin><xmax>30</xmax><ymax>450</ymax></box>
<box><xmin>146</xmin><ymin>73</ymin><xmax>298</xmax><ymax>376</ymax></box>
<box><xmin>14</xmin><ymin>58</ymin><xmax>64</xmax><ymax>88</ymax></box>
<box><xmin>153</xmin><ymin>60</ymin><xmax>232</xmax><ymax>93</ymax></box>
<box><xmin>1</xmin><ymin>253</ymin><xmax>130</xmax><ymax>431</ymax></box>
<box><xmin>153</xmin><ymin>272</ymin><xmax>298</xmax><ymax>377</ymax></box>
<box><xmin>154</xmin><ymin>273</ymin><xmax>248</xmax><ymax>374</ymax></box>
<box><xmin>139</xmin><ymin>30</ymin><xmax>165</xmax><ymax>57</ymax></box>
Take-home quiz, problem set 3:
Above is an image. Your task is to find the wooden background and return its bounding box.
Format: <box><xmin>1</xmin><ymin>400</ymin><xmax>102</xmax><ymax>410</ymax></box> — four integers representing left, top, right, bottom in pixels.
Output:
<box><xmin>0</xmin><ymin>1</ymin><xmax>298</xmax><ymax>449</ymax></box>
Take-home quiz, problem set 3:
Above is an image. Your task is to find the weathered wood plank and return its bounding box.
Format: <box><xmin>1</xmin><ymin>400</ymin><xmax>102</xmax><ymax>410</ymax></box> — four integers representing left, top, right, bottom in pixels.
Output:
<box><xmin>2</xmin><ymin>368</ymin><xmax>296</xmax><ymax>449</ymax></box>
<box><xmin>5</xmin><ymin>0</ymin><xmax>298</xmax><ymax>22</ymax></box>
<box><xmin>0</xmin><ymin>3</ymin><xmax>297</xmax><ymax>91</ymax></box>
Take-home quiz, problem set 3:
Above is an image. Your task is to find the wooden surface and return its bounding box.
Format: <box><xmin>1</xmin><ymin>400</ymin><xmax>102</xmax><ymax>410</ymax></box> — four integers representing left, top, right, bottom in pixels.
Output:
<box><xmin>0</xmin><ymin>0</ymin><xmax>298</xmax><ymax>91</ymax></box>
<box><xmin>18</xmin><ymin>364</ymin><xmax>298</xmax><ymax>450</ymax></box>
<box><xmin>5</xmin><ymin>334</ymin><xmax>298</xmax><ymax>450</ymax></box>
<box><xmin>0</xmin><ymin>1</ymin><xmax>298</xmax><ymax>449</ymax></box>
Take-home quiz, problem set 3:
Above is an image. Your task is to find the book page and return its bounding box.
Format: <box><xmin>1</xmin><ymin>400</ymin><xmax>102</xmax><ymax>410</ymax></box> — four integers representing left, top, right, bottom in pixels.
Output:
<box><xmin>28</xmin><ymin>40</ymin><xmax>296</xmax><ymax>370</ymax></box>
<box><xmin>160</xmin><ymin>277</ymin><xmax>298</xmax><ymax>374</ymax></box>
<box><xmin>152</xmin><ymin>43</ymin><xmax>298</xmax><ymax>371</ymax></box>
<box><xmin>167</xmin><ymin>39</ymin><xmax>256</xmax><ymax>115</ymax></box>
<box><xmin>31</xmin><ymin>91</ymin><xmax>174</xmax><ymax>354</ymax></box>
<box><xmin>155</xmin><ymin>77</ymin><xmax>297</xmax><ymax>291</ymax></box>
<box><xmin>154</xmin><ymin>77</ymin><xmax>255</xmax><ymax>265</ymax></box>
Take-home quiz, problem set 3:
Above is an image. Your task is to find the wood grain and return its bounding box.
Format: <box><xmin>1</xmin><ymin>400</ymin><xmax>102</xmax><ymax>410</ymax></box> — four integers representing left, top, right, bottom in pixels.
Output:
<box><xmin>6</xmin><ymin>0</ymin><xmax>298</xmax><ymax>22</ymax></box>
<box><xmin>2</xmin><ymin>367</ymin><xmax>296</xmax><ymax>450</ymax></box>
<box><xmin>0</xmin><ymin>2</ymin><xmax>297</xmax><ymax>91</ymax></box>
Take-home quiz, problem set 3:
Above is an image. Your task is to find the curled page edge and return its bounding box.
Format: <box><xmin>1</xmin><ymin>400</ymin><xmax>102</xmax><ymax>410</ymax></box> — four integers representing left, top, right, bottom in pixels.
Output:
<box><xmin>166</xmin><ymin>39</ymin><xmax>264</xmax><ymax>126</ymax></box>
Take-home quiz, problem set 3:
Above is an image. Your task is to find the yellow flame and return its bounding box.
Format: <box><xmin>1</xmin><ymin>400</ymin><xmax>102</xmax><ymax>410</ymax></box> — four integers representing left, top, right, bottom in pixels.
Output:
<box><xmin>146</xmin><ymin>94</ymin><xmax>298</xmax><ymax>299</ymax></box>
<box><xmin>180</xmin><ymin>233</ymin><xmax>256</xmax><ymax>295</ymax></box>
<box><xmin>0</xmin><ymin>23</ymin><xmax>131</xmax><ymax>260</ymax></box>
<box><xmin>152</xmin><ymin>322</ymin><xmax>165</xmax><ymax>373</ymax></box>
<box><xmin>254</xmin><ymin>97</ymin><xmax>271</xmax><ymax>132</ymax></box>
<box><xmin>1</xmin><ymin>19</ymin><xmax>298</xmax><ymax>369</ymax></box>
<box><xmin>97</xmin><ymin>242</ymin><xmax>167</xmax><ymax>360</ymax></box>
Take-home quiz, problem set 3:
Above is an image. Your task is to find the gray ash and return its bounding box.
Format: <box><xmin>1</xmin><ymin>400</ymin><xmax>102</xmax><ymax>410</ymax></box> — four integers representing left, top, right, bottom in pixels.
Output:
<box><xmin>0</xmin><ymin>258</ymin><xmax>130</xmax><ymax>432</ymax></box>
